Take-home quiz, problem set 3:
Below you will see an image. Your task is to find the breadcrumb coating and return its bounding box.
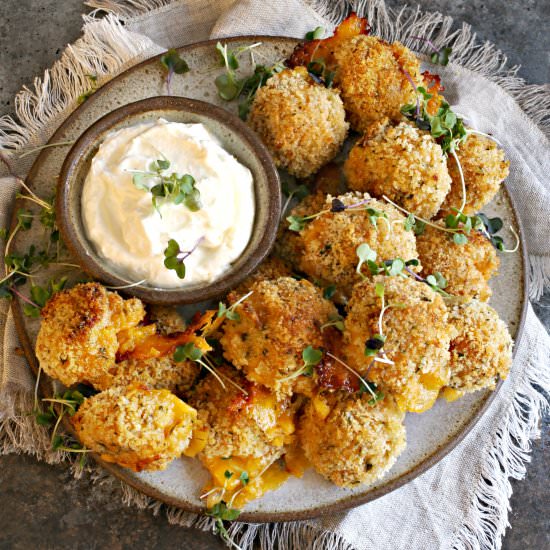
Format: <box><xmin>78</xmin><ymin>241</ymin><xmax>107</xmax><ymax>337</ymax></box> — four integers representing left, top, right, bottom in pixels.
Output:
<box><xmin>299</xmin><ymin>391</ymin><xmax>406</xmax><ymax>486</ymax></box>
<box><xmin>104</xmin><ymin>355</ymin><xmax>199</xmax><ymax>394</ymax></box>
<box><xmin>343</xmin><ymin>276</ymin><xmax>454</xmax><ymax>413</ymax></box>
<box><xmin>72</xmin><ymin>385</ymin><xmax>196</xmax><ymax>471</ymax></box>
<box><xmin>230</xmin><ymin>256</ymin><xmax>292</xmax><ymax>299</ymax></box>
<box><xmin>35</xmin><ymin>283</ymin><xmax>145</xmax><ymax>388</ymax></box>
<box><xmin>333</xmin><ymin>36</ymin><xmax>422</xmax><ymax>132</ymax></box>
<box><xmin>416</xmin><ymin>222</ymin><xmax>499</xmax><ymax>301</ymax></box>
<box><xmin>220</xmin><ymin>277</ymin><xmax>338</xmax><ymax>395</ymax></box>
<box><xmin>280</xmin><ymin>191</ymin><xmax>420</xmax><ymax>298</ymax></box>
<box><xmin>248</xmin><ymin>67</ymin><xmax>348</xmax><ymax>178</ymax></box>
<box><xmin>189</xmin><ymin>366</ymin><xmax>295</xmax><ymax>460</ymax></box>
<box><xmin>439</xmin><ymin>132</ymin><xmax>510</xmax><ymax>216</ymax></box>
<box><xmin>443</xmin><ymin>299</ymin><xmax>512</xmax><ymax>397</ymax></box>
<box><xmin>344</xmin><ymin>118</ymin><xmax>452</xmax><ymax>219</ymax></box>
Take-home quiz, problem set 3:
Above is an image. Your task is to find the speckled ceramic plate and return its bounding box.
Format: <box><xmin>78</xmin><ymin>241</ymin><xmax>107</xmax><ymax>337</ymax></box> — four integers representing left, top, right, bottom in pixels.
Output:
<box><xmin>11</xmin><ymin>37</ymin><xmax>528</xmax><ymax>522</ymax></box>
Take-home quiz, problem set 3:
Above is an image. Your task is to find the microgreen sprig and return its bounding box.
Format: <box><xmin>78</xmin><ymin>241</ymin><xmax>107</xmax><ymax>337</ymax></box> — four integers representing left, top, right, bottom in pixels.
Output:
<box><xmin>307</xmin><ymin>58</ymin><xmax>335</xmax><ymax>88</ymax></box>
<box><xmin>214</xmin><ymin>41</ymin><xmax>284</xmax><ymax>119</ymax></box>
<box><xmin>131</xmin><ymin>159</ymin><xmax>201</xmax><ymax>215</ymax></box>
<box><xmin>217</xmin><ymin>291</ymin><xmax>253</xmax><ymax>322</ymax></box>
<box><xmin>304</xmin><ymin>26</ymin><xmax>324</xmax><ymax>40</ymax></box>
<box><xmin>410</xmin><ymin>36</ymin><xmax>452</xmax><ymax>66</ymax></box>
<box><xmin>163</xmin><ymin>237</ymin><xmax>204</xmax><ymax>279</ymax></box>
<box><xmin>279</xmin><ymin>345</ymin><xmax>323</xmax><ymax>382</ymax></box>
<box><xmin>320</xmin><ymin>312</ymin><xmax>344</xmax><ymax>332</ymax></box>
<box><xmin>206</xmin><ymin>502</ymin><xmax>242</xmax><ymax>550</ymax></box>
<box><xmin>160</xmin><ymin>49</ymin><xmax>190</xmax><ymax>95</ymax></box>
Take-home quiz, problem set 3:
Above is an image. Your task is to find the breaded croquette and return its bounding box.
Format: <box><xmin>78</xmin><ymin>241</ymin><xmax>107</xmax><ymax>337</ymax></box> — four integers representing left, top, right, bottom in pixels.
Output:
<box><xmin>299</xmin><ymin>391</ymin><xmax>406</xmax><ymax>486</ymax></box>
<box><xmin>416</xmin><ymin>223</ymin><xmax>499</xmax><ymax>301</ymax></box>
<box><xmin>72</xmin><ymin>385</ymin><xmax>196</xmax><ymax>471</ymax></box>
<box><xmin>344</xmin><ymin>118</ymin><xmax>452</xmax><ymax>219</ymax></box>
<box><xmin>280</xmin><ymin>191</ymin><xmax>420</xmax><ymax>299</ymax></box>
<box><xmin>189</xmin><ymin>366</ymin><xmax>295</xmax><ymax>460</ymax></box>
<box><xmin>439</xmin><ymin>132</ymin><xmax>510</xmax><ymax>216</ymax></box>
<box><xmin>103</xmin><ymin>355</ymin><xmax>200</xmax><ymax>394</ymax></box>
<box><xmin>442</xmin><ymin>299</ymin><xmax>512</xmax><ymax>399</ymax></box>
<box><xmin>220</xmin><ymin>277</ymin><xmax>338</xmax><ymax>395</ymax></box>
<box><xmin>343</xmin><ymin>276</ymin><xmax>454</xmax><ymax>413</ymax></box>
<box><xmin>333</xmin><ymin>36</ymin><xmax>422</xmax><ymax>132</ymax></box>
<box><xmin>248</xmin><ymin>67</ymin><xmax>348</xmax><ymax>178</ymax></box>
<box><xmin>35</xmin><ymin>283</ymin><xmax>145</xmax><ymax>388</ymax></box>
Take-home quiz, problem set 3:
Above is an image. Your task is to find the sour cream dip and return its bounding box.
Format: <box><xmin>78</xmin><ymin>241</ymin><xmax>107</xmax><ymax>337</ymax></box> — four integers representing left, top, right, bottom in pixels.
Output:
<box><xmin>81</xmin><ymin>119</ymin><xmax>255</xmax><ymax>288</ymax></box>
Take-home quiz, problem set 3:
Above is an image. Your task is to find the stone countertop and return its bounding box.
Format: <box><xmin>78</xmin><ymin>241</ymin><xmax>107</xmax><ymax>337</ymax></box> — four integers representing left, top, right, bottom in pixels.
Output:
<box><xmin>0</xmin><ymin>1</ymin><xmax>548</xmax><ymax>548</ymax></box>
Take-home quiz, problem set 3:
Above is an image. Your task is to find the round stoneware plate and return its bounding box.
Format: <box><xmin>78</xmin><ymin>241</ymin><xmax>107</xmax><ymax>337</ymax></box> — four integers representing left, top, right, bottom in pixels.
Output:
<box><xmin>12</xmin><ymin>36</ymin><xmax>528</xmax><ymax>522</ymax></box>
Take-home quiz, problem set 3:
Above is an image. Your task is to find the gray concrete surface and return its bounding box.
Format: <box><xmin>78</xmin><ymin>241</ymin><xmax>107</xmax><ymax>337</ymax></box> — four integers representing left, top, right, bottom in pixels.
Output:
<box><xmin>0</xmin><ymin>1</ymin><xmax>548</xmax><ymax>548</ymax></box>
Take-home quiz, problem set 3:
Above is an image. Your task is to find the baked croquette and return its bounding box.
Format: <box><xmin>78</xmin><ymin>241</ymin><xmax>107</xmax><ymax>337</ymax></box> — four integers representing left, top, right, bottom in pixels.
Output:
<box><xmin>343</xmin><ymin>276</ymin><xmax>454</xmax><ymax>413</ymax></box>
<box><xmin>35</xmin><ymin>283</ymin><xmax>145</xmax><ymax>388</ymax></box>
<box><xmin>416</xmin><ymin>222</ymin><xmax>499</xmax><ymax>301</ymax></box>
<box><xmin>439</xmin><ymin>132</ymin><xmax>510</xmax><ymax>216</ymax></box>
<box><xmin>189</xmin><ymin>366</ymin><xmax>295</xmax><ymax>460</ymax></box>
<box><xmin>72</xmin><ymin>385</ymin><xmax>196</xmax><ymax>471</ymax></box>
<box><xmin>247</xmin><ymin>66</ymin><xmax>348</xmax><ymax>178</ymax></box>
<box><xmin>299</xmin><ymin>391</ymin><xmax>406</xmax><ymax>486</ymax></box>
<box><xmin>443</xmin><ymin>299</ymin><xmax>512</xmax><ymax>398</ymax></box>
<box><xmin>280</xmin><ymin>191</ymin><xmax>420</xmax><ymax>298</ymax></box>
<box><xmin>344</xmin><ymin>118</ymin><xmax>452</xmax><ymax>219</ymax></box>
<box><xmin>333</xmin><ymin>35</ymin><xmax>422</xmax><ymax>132</ymax></box>
<box><xmin>103</xmin><ymin>355</ymin><xmax>199</xmax><ymax>394</ymax></box>
<box><xmin>220</xmin><ymin>277</ymin><xmax>338</xmax><ymax>394</ymax></box>
<box><xmin>148</xmin><ymin>305</ymin><xmax>186</xmax><ymax>335</ymax></box>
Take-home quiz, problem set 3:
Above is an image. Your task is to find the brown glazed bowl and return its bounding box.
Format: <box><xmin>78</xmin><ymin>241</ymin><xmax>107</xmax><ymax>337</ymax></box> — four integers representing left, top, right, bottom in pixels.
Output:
<box><xmin>57</xmin><ymin>96</ymin><xmax>281</xmax><ymax>305</ymax></box>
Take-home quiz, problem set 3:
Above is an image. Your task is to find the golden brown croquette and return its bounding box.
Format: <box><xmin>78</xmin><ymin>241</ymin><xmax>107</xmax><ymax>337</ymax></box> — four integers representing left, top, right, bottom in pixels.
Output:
<box><xmin>344</xmin><ymin>118</ymin><xmax>452</xmax><ymax>219</ymax></box>
<box><xmin>333</xmin><ymin>36</ymin><xmax>422</xmax><ymax>132</ymax></box>
<box><xmin>72</xmin><ymin>385</ymin><xmax>196</xmax><ymax>471</ymax></box>
<box><xmin>442</xmin><ymin>299</ymin><xmax>512</xmax><ymax>399</ymax></box>
<box><xmin>299</xmin><ymin>390</ymin><xmax>406</xmax><ymax>486</ymax></box>
<box><xmin>343</xmin><ymin>276</ymin><xmax>454</xmax><ymax>413</ymax></box>
<box><xmin>280</xmin><ymin>191</ymin><xmax>420</xmax><ymax>299</ymax></box>
<box><xmin>439</xmin><ymin>132</ymin><xmax>510</xmax><ymax>216</ymax></box>
<box><xmin>35</xmin><ymin>283</ymin><xmax>145</xmax><ymax>389</ymax></box>
<box><xmin>416</xmin><ymin>222</ymin><xmax>499</xmax><ymax>301</ymax></box>
<box><xmin>247</xmin><ymin>67</ymin><xmax>348</xmax><ymax>178</ymax></box>
<box><xmin>220</xmin><ymin>277</ymin><xmax>338</xmax><ymax>395</ymax></box>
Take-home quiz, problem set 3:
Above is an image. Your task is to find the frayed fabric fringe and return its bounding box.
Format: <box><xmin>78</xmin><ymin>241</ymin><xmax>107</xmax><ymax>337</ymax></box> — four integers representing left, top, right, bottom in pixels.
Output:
<box><xmin>0</xmin><ymin>1</ymin><xmax>549</xmax><ymax>550</ymax></box>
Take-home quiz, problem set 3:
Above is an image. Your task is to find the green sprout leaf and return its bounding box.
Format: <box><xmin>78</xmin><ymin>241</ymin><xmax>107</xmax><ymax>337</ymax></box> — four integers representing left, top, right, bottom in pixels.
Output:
<box><xmin>356</xmin><ymin>243</ymin><xmax>377</xmax><ymax>276</ymax></box>
<box><xmin>239</xmin><ymin>471</ymin><xmax>249</xmax><ymax>485</ymax></box>
<box><xmin>174</xmin><ymin>342</ymin><xmax>203</xmax><ymax>363</ymax></box>
<box><xmin>453</xmin><ymin>233</ymin><xmax>468</xmax><ymax>245</ymax></box>
<box><xmin>305</xmin><ymin>26</ymin><xmax>324</xmax><ymax>40</ymax></box>
<box><xmin>160</xmin><ymin>49</ymin><xmax>190</xmax><ymax>75</ymax></box>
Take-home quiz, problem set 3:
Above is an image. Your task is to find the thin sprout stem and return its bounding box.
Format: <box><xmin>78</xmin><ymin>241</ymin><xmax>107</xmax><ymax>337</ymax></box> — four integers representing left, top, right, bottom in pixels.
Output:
<box><xmin>33</xmin><ymin>365</ymin><xmax>42</xmax><ymax>412</ymax></box>
<box><xmin>382</xmin><ymin>195</ymin><xmax>458</xmax><ymax>234</ymax></box>
<box><xmin>410</xmin><ymin>36</ymin><xmax>439</xmax><ymax>53</ymax></box>
<box><xmin>0</xmin><ymin>270</ymin><xmax>17</xmax><ymax>286</ymax></box>
<box><xmin>105</xmin><ymin>279</ymin><xmax>147</xmax><ymax>290</ymax></box>
<box><xmin>55</xmin><ymin>446</ymin><xmax>91</xmax><ymax>454</ymax></box>
<box><xmin>378</xmin><ymin>292</ymin><xmax>386</xmax><ymax>336</ymax></box>
<box><xmin>450</xmin><ymin>150</ymin><xmax>467</xmax><ymax>213</ymax></box>
<box><xmin>402</xmin><ymin>68</ymin><xmax>420</xmax><ymax>117</ymax></box>
<box><xmin>227</xmin><ymin>290</ymin><xmax>253</xmax><ymax>313</ymax></box>
<box><xmin>501</xmin><ymin>225</ymin><xmax>520</xmax><ymax>253</ymax></box>
<box><xmin>3</xmin><ymin>223</ymin><xmax>21</xmax><ymax>266</ymax></box>
<box><xmin>325</xmin><ymin>352</ymin><xmax>378</xmax><ymax>400</ymax></box>
<box><xmin>197</xmin><ymin>359</ymin><xmax>227</xmax><ymax>390</ymax></box>
<box><xmin>51</xmin><ymin>409</ymin><xmax>65</xmax><ymax>446</ymax></box>
<box><xmin>9</xmin><ymin>286</ymin><xmax>39</xmax><ymax>308</ymax></box>
<box><xmin>278</xmin><ymin>364</ymin><xmax>307</xmax><ymax>383</ymax></box>
<box><xmin>200</xmin><ymin>486</ymin><xmax>225</xmax><ymax>500</ymax></box>
<box><xmin>16</xmin><ymin>179</ymin><xmax>51</xmax><ymax>210</ymax></box>
<box><xmin>18</xmin><ymin>140</ymin><xmax>75</xmax><ymax>159</ymax></box>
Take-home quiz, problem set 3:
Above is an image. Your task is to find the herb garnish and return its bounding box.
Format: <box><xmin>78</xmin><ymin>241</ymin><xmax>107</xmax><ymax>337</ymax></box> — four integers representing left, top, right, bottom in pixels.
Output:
<box><xmin>163</xmin><ymin>237</ymin><xmax>204</xmax><ymax>279</ymax></box>
<box><xmin>206</xmin><ymin>501</ymin><xmax>242</xmax><ymax>549</ymax></box>
<box><xmin>280</xmin><ymin>345</ymin><xmax>323</xmax><ymax>382</ymax></box>
<box><xmin>305</xmin><ymin>26</ymin><xmax>324</xmax><ymax>40</ymax></box>
<box><xmin>23</xmin><ymin>277</ymin><xmax>68</xmax><ymax>318</ymax></box>
<box><xmin>410</xmin><ymin>36</ymin><xmax>452</xmax><ymax>66</ymax></box>
<box><xmin>215</xmin><ymin>41</ymin><xmax>285</xmax><ymax>119</ymax></box>
<box><xmin>320</xmin><ymin>312</ymin><xmax>344</xmax><ymax>332</ymax></box>
<box><xmin>307</xmin><ymin>58</ymin><xmax>335</xmax><ymax>88</ymax></box>
<box><xmin>160</xmin><ymin>49</ymin><xmax>190</xmax><ymax>95</ymax></box>
<box><xmin>131</xmin><ymin>159</ymin><xmax>201</xmax><ymax>215</ymax></box>
<box><xmin>217</xmin><ymin>290</ymin><xmax>254</xmax><ymax>322</ymax></box>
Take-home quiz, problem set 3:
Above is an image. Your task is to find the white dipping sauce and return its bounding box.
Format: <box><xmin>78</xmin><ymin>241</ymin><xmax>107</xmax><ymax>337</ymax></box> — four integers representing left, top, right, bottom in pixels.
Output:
<box><xmin>81</xmin><ymin>119</ymin><xmax>255</xmax><ymax>288</ymax></box>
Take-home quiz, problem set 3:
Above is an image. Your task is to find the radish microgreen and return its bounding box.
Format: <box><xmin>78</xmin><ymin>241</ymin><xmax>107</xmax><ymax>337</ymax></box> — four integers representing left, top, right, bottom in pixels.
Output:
<box><xmin>206</xmin><ymin>501</ymin><xmax>242</xmax><ymax>549</ymax></box>
<box><xmin>410</xmin><ymin>36</ymin><xmax>452</xmax><ymax>66</ymax></box>
<box><xmin>307</xmin><ymin>58</ymin><xmax>335</xmax><ymax>88</ymax></box>
<box><xmin>217</xmin><ymin>290</ymin><xmax>253</xmax><ymax>322</ymax></box>
<box><xmin>305</xmin><ymin>26</ymin><xmax>324</xmax><ymax>40</ymax></box>
<box><xmin>160</xmin><ymin>49</ymin><xmax>190</xmax><ymax>95</ymax></box>
<box><xmin>320</xmin><ymin>312</ymin><xmax>344</xmax><ymax>332</ymax></box>
<box><xmin>280</xmin><ymin>345</ymin><xmax>323</xmax><ymax>382</ymax></box>
<box><xmin>163</xmin><ymin>237</ymin><xmax>204</xmax><ymax>279</ymax></box>
<box><xmin>130</xmin><ymin>159</ymin><xmax>201</xmax><ymax>215</ymax></box>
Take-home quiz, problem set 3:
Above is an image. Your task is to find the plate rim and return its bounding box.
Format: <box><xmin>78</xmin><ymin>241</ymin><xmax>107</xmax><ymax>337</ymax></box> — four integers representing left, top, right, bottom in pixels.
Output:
<box><xmin>10</xmin><ymin>34</ymin><xmax>530</xmax><ymax>523</ymax></box>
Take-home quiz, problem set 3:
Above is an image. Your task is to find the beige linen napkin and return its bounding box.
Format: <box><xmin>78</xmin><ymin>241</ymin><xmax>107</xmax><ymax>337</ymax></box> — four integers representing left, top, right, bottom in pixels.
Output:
<box><xmin>1</xmin><ymin>1</ymin><xmax>549</xmax><ymax>548</ymax></box>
